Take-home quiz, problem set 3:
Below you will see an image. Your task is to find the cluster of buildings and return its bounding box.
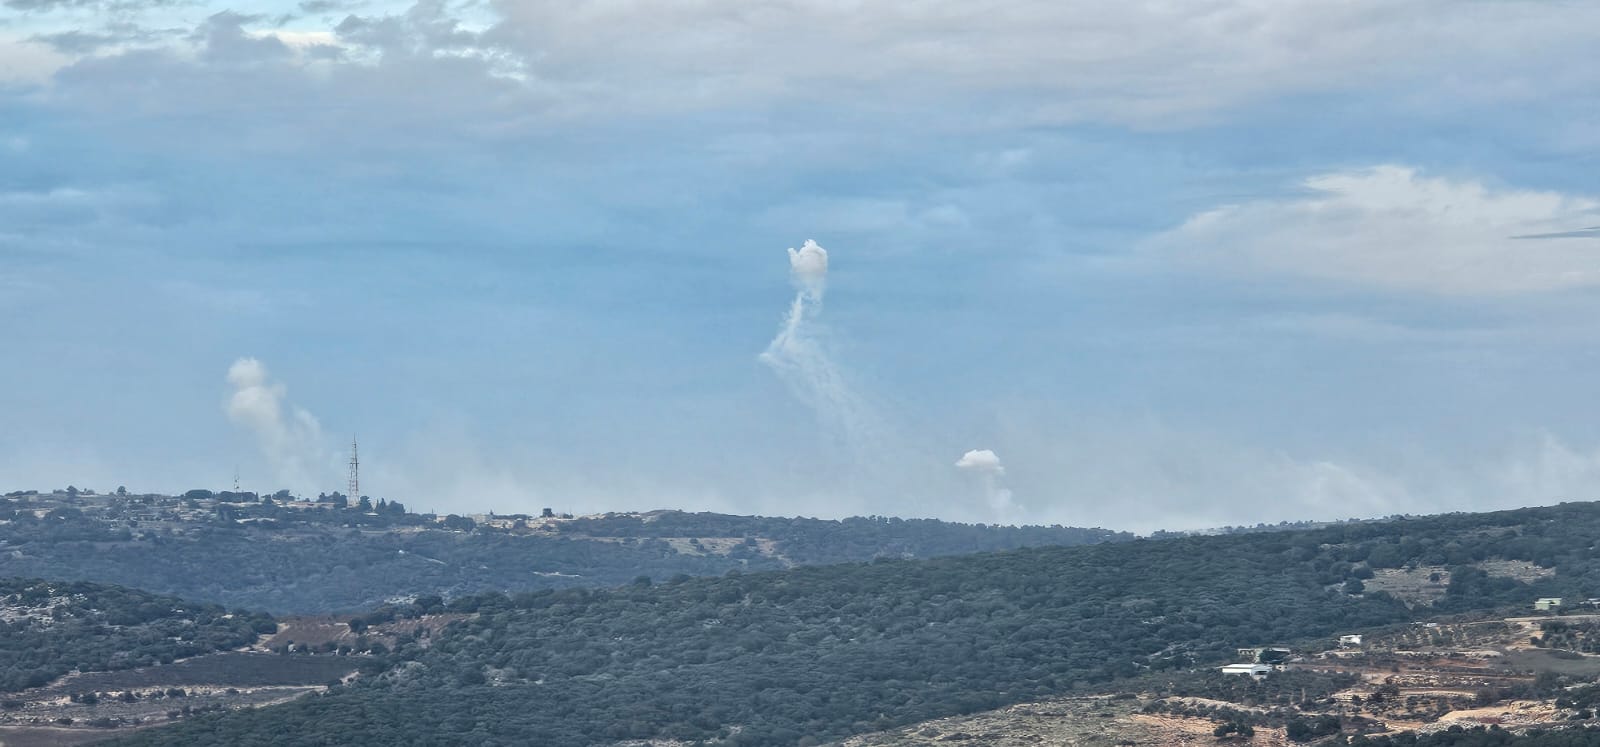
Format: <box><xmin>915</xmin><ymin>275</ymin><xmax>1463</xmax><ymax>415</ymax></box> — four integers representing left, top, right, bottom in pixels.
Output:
<box><xmin>1220</xmin><ymin>636</ymin><xmax>1366</xmax><ymax>680</ymax></box>
<box><xmin>1220</xmin><ymin>646</ymin><xmax>1295</xmax><ymax>680</ymax></box>
<box><xmin>464</xmin><ymin>508</ymin><xmax>576</xmax><ymax>532</ymax></box>
<box><xmin>0</xmin><ymin>488</ymin><xmax>597</xmax><ymax>538</ymax></box>
<box><xmin>1218</xmin><ymin>601</ymin><xmax>1597</xmax><ymax>683</ymax></box>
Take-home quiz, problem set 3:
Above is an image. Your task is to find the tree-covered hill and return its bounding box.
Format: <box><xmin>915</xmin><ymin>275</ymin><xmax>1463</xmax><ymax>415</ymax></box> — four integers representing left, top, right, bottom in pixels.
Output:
<box><xmin>559</xmin><ymin>510</ymin><xmax>1128</xmax><ymax>564</ymax></box>
<box><xmin>0</xmin><ymin>493</ymin><xmax>1129</xmax><ymax>613</ymax></box>
<box><xmin>114</xmin><ymin>546</ymin><xmax>1400</xmax><ymax>745</ymax></box>
<box><xmin>0</xmin><ymin>578</ymin><xmax>274</xmax><ymax>693</ymax></box>
<box><xmin>111</xmin><ymin>500</ymin><xmax>1600</xmax><ymax>746</ymax></box>
<box><xmin>1353</xmin><ymin>727</ymin><xmax>1600</xmax><ymax>745</ymax></box>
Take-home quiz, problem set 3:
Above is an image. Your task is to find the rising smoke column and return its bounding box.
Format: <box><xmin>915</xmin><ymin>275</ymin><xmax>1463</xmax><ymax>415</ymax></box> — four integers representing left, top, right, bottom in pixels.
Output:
<box><xmin>759</xmin><ymin>242</ymin><xmax>1014</xmax><ymax>520</ymax></box>
<box><xmin>765</xmin><ymin>240</ymin><xmax>829</xmax><ymax>356</ymax></box>
<box><xmin>224</xmin><ymin>358</ymin><xmax>330</xmax><ymax>494</ymax></box>
<box><xmin>759</xmin><ymin>240</ymin><xmax>887</xmax><ymax>460</ymax></box>
<box><xmin>956</xmin><ymin>448</ymin><xmax>1018</xmax><ymax>520</ymax></box>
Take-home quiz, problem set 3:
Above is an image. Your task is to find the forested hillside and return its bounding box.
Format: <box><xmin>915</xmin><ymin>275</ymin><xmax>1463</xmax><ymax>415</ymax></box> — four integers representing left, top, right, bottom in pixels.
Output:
<box><xmin>558</xmin><ymin>511</ymin><xmax>1128</xmax><ymax>564</ymax></box>
<box><xmin>0</xmin><ymin>579</ymin><xmax>273</xmax><ymax>693</ymax></box>
<box><xmin>1353</xmin><ymin>727</ymin><xmax>1600</xmax><ymax>745</ymax></box>
<box><xmin>113</xmin><ymin>548</ymin><xmax>1401</xmax><ymax>745</ymax></box>
<box><xmin>0</xmin><ymin>492</ymin><xmax>1127</xmax><ymax>613</ymax></box>
<box><xmin>112</xmin><ymin>501</ymin><xmax>1600</xmax><ymax>746</ymax></box>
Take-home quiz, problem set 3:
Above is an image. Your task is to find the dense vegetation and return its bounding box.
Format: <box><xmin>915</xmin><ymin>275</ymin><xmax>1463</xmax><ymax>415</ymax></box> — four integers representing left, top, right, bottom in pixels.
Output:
<box><xmin>110</xmin><ymin>537</ymin><xmax>1397</xmax><ymax>743</ymax></box>
<box><xmin>558</xmin><ymin>511</ymin><xmax>1130</xmax><ymax>565</ymax></box>
<box><xmin>108</xmin><ymin>501</ymin><xmax>1600</xmax><ymax>746</ymax></box>
<box><xmin>1</xmin><ymin>521</ymin><xmax>761</xmax><ymax>614</ymax></box>
<box><xmin>0</xmin><ymin>579</ymin><xmax>273</xmax><ymax>692</ymax></box>
<box><xmin>1353</xmin><ymin>726</ymin><xmax>1600</xmax><ymax>745</ymax></box>
<box><xmin>0</xmin><ymin>495</ymin><xmax>1127</xmax><ymax>613</ymax></box>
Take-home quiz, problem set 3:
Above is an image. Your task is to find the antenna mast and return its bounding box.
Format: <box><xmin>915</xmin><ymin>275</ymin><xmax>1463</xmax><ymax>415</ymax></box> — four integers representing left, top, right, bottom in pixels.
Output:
<box><xmin>348</xmin><ymin>436</ymin><xmax>360</xmax><ymax>502</ymax></box>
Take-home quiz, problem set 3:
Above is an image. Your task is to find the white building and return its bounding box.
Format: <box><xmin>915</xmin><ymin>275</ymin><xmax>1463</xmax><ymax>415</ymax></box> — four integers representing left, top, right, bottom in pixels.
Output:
<box><xmin>1219</xmin><ymin>663</ymin><xmax>1273</xmax><ymax>680</ymax></box>
<box><xmin>1339</xmin><ymin>634</ymin><xmax>1363</xmax><ymax>647</ymax></box>
<box><xmin>1535</xmin><ymin>597</ymin><xmax>1564</xmax><ymax>611</ymax></box>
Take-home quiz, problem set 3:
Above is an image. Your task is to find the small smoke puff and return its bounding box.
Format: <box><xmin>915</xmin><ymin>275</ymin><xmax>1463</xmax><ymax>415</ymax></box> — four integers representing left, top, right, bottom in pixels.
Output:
<box><xmin>788</xmin><ymin>240</ymin><xmax>828</xmax><ymax>284</ymax></box>
<box><xmin>955</xmin><ymin>449</ymin><xmax>1005</xmax><ymax>475</ymax></box>
<box><xmin>227</xmin><ymin>357</ymin><xmax>268</xmax><ymax>389</ymax></box>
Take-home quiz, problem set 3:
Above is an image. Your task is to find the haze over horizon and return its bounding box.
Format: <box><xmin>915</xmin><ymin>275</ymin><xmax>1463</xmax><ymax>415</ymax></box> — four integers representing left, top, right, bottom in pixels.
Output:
<box><xmin>4</xmin><ymin>1</ymin><xmax>1600</xmax><ymax>532</ymax></box>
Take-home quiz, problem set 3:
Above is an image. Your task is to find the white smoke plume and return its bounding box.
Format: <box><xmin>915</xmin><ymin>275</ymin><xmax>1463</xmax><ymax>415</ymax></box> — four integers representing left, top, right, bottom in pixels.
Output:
<box><xmin>787</xmin><ymin>239</ymin><xmax>828</xmax><ymax>299</ymax></box>
<box><xmin>956</xmin><ymin>448</ymin><xmax>1018</xmax><ymax>520</ymax></box>
<box><xmin>759</xmin><ymin>240</ymin><xmax>890</xmax><ymax>464</ymax></box>
<box><xmin>955</xmin><ymin>448</ymin><xmax>1004</xmax><ymax>474</ymax></box>
<box><xmin>224</xmin><ymin>357</ymin><xmax>331</xmax><ymax>495</ymax></box>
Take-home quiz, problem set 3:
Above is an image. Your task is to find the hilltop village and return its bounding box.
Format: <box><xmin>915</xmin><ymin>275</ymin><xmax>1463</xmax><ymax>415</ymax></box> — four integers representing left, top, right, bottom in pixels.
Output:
<box><xmin>0</xmin><ymin>486</ymin><xmax>573</xmax><ymax>535</ymax></box>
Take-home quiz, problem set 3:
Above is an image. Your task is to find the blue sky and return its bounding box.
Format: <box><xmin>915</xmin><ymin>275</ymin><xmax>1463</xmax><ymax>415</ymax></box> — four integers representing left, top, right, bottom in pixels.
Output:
<box><xmin>3</xmin><ymin>0</ymin><xmax>1599</xmax><ymax>531</ymax></box>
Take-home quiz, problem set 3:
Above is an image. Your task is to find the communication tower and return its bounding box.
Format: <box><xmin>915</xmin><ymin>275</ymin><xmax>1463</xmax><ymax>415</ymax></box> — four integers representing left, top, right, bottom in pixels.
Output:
<box><xmin>348</xmin><ymin>436</ymin><xmax>360</xmax><ymax>502</ymax></box>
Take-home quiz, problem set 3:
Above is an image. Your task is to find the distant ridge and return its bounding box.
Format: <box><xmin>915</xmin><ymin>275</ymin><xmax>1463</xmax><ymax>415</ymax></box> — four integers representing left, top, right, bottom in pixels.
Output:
<box><xmin>0</xmin><ymin>489</ymin><xmax>1130</xmax><ymax>614</ymax></box>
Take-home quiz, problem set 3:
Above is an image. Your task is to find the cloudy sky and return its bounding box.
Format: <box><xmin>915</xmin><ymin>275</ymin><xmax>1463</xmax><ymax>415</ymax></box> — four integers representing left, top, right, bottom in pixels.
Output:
<box><xmin>3</xmin><ymin>0</ymin><xmax>1600</xmax><ymax>531</ymax></box>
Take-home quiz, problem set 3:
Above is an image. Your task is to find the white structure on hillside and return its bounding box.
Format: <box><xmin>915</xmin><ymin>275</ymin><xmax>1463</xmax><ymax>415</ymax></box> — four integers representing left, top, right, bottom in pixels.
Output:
<box><xmin>1219</xmin><ymin>663</ymin><xmax>1273</xmax><ymax>680</ymax></box>
<box><xmin>1338</xmin><ymin>634</ymin><xmax>1363</xmax><ymax>647</ymax></box>
<box><xmin>1535</xmin><ymin>597</ymin><xmax>1564</xmax><ymax>611</ymax></box>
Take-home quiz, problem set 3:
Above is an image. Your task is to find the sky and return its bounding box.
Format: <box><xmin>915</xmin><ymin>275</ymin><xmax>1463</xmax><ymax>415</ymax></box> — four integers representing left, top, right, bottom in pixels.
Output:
<box><xmin>2</xmin><ymin>1</ymin><xmax>1600</xmax><ymax>532</ymax></box>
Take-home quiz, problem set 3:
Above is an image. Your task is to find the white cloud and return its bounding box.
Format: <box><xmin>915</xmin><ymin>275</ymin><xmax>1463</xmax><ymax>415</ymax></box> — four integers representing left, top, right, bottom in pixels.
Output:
<box><xmin>1151</xmin><ymin>165</ymin><xmax>1600</xmax><ymax>295</ymax></box>
<box><xmin>0</xmin><ymin>36</ymin><xmax>69</xmax><ymax>83</ymax></box>
<box><xmin>15</xmin><ymin>1</ymin><xmax>1600</xmax><ymax>128</ymax></box>
<box><xmin>755</xmin><ymin>199</ymin><xmax>973</xmax><ymax>246</ymax></box>
<box><xmin>485</xmin><ymin>0</ymin><xmax>1600</xmax><ymax>125</ymax></box>
<box><xmin>254</xmin><ymin>30</ymin><xmax>339</xmax><ymax>50</ymax></box>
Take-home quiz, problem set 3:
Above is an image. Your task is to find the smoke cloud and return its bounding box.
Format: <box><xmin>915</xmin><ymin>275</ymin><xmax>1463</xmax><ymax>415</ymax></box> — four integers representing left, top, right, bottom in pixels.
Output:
<box><xmin>759</xmin><ymin>239</ymin><xmax>889</xmax><ymax>463</ymax></box>
<box><xmin>224</xmin><ymin>357</ymin><xmax>331</xmax><ymax>495</ymax></box>
<box><xmin>787</xmin><ymin>239</ymin><xmax>828</xmax><ymax>298</ymax></box>
<box><xmin>956</xmin><ymin>448</ymin><xmax>1018</xmax><ymax>520</ymax></box>
<box><xmin>955</xmin><ymin>448</ymin><xmax>1004</xmax><ymax>474</ymax></box>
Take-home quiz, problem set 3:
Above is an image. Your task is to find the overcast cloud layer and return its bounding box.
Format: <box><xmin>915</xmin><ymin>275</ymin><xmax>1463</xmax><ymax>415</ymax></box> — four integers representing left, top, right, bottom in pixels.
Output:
<box><xmin>3</xmin><ymin>0</ymin><xmax>1600</xmax><ymax>532</ymax></box>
